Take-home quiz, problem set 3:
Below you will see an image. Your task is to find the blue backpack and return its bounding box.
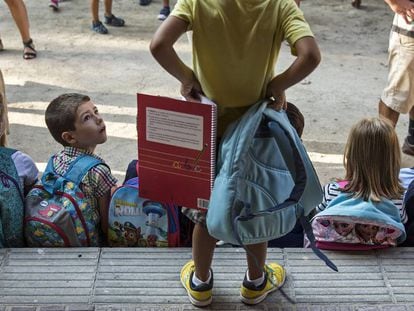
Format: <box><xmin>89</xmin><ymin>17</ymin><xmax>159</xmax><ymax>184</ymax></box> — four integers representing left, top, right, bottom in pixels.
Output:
<box><xmin>25</xmin><ymin>154</ymin><xmax>104</xmax><ymax>247</ymax></box>
<box><xmin>207</xmin><ymin>100</ymin><xmax>337</xmax><ymax>271</ymax></box>
<box><xmin>0</xmin><ymin>147</ymin><xmax>25</xmax><ymax>247</ymax></box>
<box><xmin>108</xmin><ymin>177</ymin><xmax>180</xmax><ymax>247</ymax></box>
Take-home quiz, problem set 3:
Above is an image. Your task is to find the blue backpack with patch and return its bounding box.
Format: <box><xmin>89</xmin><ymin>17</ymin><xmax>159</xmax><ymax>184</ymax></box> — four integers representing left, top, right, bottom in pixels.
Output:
<box><xmin>207</xmin><ymin>100</ymin><xmax>337</xmax><ymax>271</ymax></box>
<box><xmin>0</xmin><ymin>147</ymin><xmax>25</xmax><ymax>247</ymax></box>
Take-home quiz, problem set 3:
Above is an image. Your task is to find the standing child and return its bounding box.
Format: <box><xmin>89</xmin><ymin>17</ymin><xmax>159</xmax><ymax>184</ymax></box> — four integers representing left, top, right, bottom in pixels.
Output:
<box><xmin>43</xmin><ymin>93</ymin><xmax>118</xmax><ymax>244</ymax></box>
<box><xmin>315</xmin><ymin>118</ymin><xmax>407</xmax><ymax>240</ymax></box>
<box><xmin>150</xmin><ymin>0</ymin><xmax>320</xmax><ymax>306</ymax></box>
<box><xmin>378</xmin><ymin>0</ymin><xmax>414</xmax><ymax>155</ymax></box>
<box><xmin>90</xmin><ymin>0</ymin><xmax>125</xmax><ymax>34</ymax></box>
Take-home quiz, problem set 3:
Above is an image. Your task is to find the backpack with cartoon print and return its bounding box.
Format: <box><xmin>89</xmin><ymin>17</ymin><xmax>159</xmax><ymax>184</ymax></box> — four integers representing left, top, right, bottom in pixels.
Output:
<box><xmin>24</xmin><ymin>154</ymin><xmax>104</xmax><ymax>247</ymax></box>
<box><xmin>108</xmin><ymin>177</ymin><xmax>180</xmax><ymax>247</ymax></box>
<box><xmin>310</xmin><ymin>183</ymin><xmax>406</xmax><ymax>250</ymax></box>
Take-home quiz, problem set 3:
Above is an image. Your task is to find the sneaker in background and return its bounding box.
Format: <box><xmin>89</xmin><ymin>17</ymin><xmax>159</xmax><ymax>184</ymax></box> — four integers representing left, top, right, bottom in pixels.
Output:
<box><xmin>240</xmin><ymin>263</ymin><xmax>286</xmax><ymax>305</ymax></box>
<box><xmin>403</xmin><ymin>137</ymin><xmax>414</xmax><ymax>156</ymax></box>
<box><xmin>180</xmin><ymin>260</ymin><xmax>213</xmax><ymax>307</ymax></box>
<box><xmin>157</xmin><ymin>6</ymin><xmax>170</xmax><ymax>21</ymax></box>
<box><xmin>92</xmin><ymin>21</ymin><xmax>108</xmax><ymax>34</ymax></box>
<box><xmin>49</xmin><ymin>0</ymin><xmax>59</xmax><ymax>11</ymax></box>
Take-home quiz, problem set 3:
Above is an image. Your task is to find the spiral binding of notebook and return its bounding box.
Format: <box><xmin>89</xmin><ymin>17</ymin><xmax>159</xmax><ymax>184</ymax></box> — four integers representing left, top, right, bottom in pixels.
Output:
<box><xmin>200</xmin><ymin>96</ymin><xmax>217</xmax><ymax>206</ymax></box>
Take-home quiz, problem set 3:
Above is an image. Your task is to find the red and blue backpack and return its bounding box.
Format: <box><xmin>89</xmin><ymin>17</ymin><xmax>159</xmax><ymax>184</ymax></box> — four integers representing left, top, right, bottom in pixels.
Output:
<box><xmin>25</xmin><ymin>154</ymin><xmax>103</xmax><ymax>247</ymax></box>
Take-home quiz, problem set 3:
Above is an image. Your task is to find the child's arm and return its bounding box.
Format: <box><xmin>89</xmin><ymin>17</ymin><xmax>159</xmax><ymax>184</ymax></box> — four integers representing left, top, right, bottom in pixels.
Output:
<box><xmin>385</xmin><ymin>0</ymin><xmax>414</xmax><ymax>23</ymax></box>
<box><xmin>150</xmin><ymin>17</ymin><xmax>203</xmax><ymax>101</ymax></box>
<box><xmin>266</xmin><ymin>36</ymin><xmax>320</xmax><ymax>110</ymax></box>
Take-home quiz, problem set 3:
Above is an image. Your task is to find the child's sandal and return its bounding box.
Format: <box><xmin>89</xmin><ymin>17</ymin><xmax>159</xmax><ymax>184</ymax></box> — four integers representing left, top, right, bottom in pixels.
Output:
<box><xmin>104</xmin><ymin>14</ymin><xmax>125</xmax><ymax>27</ymax></box>
<box><xmin>23</xmin><ymin>39</ymin><xmax>37</xmax><ymax>60</ymax></box>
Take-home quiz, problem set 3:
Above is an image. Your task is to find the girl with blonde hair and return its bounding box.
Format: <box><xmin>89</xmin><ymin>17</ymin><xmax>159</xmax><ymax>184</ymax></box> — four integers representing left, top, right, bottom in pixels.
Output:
<box><xmin>314</xmin><ymin>117</ymin><xmax>408</xmax><ymax>247</ymax></box>
<box><xmin>317</xmin><ymin>117</ymin><xmax>407</xmax><ymax>219</ymax></box>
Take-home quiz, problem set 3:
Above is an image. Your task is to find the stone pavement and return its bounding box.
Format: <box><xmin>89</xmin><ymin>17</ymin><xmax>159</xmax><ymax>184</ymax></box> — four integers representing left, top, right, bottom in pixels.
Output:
<box><xmin>2</xmin><ymin>0</ymin><xmax>414</xmax><ymax>185</ymax></box>
<box><xmin>0</xmin><ymin>248</ymin><xmax>413</xmax><ymax>310</ymax></box>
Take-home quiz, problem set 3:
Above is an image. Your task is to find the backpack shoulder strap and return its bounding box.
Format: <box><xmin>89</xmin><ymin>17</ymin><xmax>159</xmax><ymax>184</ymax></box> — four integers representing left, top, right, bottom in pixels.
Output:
<box><xmin>41</xmin><ymin>154</ymin><xmax>103</xmax><ymax>194</ymax></box>
<box><xmin>218</xmin><ymin>101</ymin><xmax>268</xmax><ymax>175</ymax></box>
<box><xmin>264</xmin><ymin>107</ymin><xmax>323</xmax><ymax>212</ymax></box>
<box><xmin>64</xmin><ymin>154</ymin><xmax>103</xmax><ymax>185</ymax></box>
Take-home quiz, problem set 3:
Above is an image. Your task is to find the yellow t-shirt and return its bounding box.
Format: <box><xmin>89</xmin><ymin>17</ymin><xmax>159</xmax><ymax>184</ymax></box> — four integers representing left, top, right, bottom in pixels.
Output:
<box><xmin>172</xmin><ymin>0</ymin><xmax>314</xmax><ymax>135</ymax></box>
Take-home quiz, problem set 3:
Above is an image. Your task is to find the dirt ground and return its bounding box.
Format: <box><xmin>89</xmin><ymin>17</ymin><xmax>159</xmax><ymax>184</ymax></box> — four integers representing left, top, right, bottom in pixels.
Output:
<box><xmin>1</xmin><ymin>0</ymin><xmax>413</xmax><ymax>184</ymax></box>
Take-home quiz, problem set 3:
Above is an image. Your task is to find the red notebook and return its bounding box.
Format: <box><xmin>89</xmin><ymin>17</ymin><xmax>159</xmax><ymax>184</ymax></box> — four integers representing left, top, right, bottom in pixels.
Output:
<box><xmin>137</xmin><ymin>93</ymin><xmax>217</xmax><ymax>209</ymax></box>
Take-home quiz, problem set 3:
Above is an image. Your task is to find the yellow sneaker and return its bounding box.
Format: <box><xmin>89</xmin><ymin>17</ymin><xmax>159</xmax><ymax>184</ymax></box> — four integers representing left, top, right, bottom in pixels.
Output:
<box><xmin>240</xmin><ymin>262</ymin><xmax>286</xmax><ymax>305</ymax></box>
<box><xmin>180</xmin><ymin>260</ymin><xmax>213</xmax><ymax>307</ymax></box>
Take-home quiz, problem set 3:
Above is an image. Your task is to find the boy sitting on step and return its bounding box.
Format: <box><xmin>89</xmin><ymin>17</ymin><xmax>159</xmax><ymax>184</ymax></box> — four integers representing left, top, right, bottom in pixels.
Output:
<box><xmin>44</xmin><ymin>93</ymin><xmax>118</xmax><ymax>244</ymax></box>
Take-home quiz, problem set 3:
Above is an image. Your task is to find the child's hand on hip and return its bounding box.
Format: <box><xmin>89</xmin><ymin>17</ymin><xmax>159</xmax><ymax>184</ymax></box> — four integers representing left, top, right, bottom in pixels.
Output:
<box><xmin>266</xmin><ymin>79</ymin><xmax>287</xmax><ymax>110</ymax></box>
<box><xmin>181</xmin><ymin>73</ymin><xmax>203</xmax><ymax>102</ymax></box>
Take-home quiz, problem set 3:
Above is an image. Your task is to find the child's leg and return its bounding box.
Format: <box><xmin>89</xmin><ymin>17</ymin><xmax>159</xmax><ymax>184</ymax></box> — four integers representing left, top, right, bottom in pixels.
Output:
<box><xmin>4</xmin><ymin>0</ymin><xmax>31</xmax><ymax>43</ymax></box>
<box><xmin>104</xmin><ymin>0</ymin><xmax>112</xmax><ymax>17</ymax></box>
<box><xmin>180</xmin><ymin>209</ymin><xmax>215</xmax><ymax>307</ymax></box>
<box><xmin>91</xmin><ymin>0</ymin><xmax>99</xmax><ymax>23</ymax></box>
<box><xmin>103</xmin><ymin>0</ymin><xmax>125</xmax><ymax>27</ymax></box>
<box><xmin>192</xmin><ymin>223</ymin><xmax>216</xmax><ymax>281</ymax></box>
<box><xmin>240</xmin><ymin>241</ymin><xmax>286</xmax><ymax>305</ymax></box>
<box><xmin>157</xmin><ymin>1</ymin><xmax>170</xmax><ymax>21</ymax></box>
<box><xmin>403</xmin><ymin>106</ymin><xmax>414</xmax><ymax>155</ymax></box>
<box><xmin>409</xmin><ymin>107</ymin><xmax>414</xmax><ymax>142</ymax></box>
<box><xmin>245</xmin><ymin>242</ymin><xmax>267</xmax><ymax>280</ymax></box>
<box><xmin>379</xmin><ymin>99</ymin><xmax>399</xmax><ymax>127</ymax></box>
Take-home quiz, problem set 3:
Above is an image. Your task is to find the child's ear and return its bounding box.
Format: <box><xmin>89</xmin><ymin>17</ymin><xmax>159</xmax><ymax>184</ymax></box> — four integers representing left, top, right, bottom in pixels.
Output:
<box><xmin>61</xmin><ymin>131</ymin><xmax>77</xmax><ymax>145</ymax></box>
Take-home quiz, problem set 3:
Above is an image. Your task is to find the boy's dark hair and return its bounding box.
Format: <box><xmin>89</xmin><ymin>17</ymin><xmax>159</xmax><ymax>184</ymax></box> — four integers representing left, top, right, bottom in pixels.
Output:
<box><xmin>285</xmin><ymin>102</ymin><xmax>304</xmax><ymax>138</ymax></box>
<box><xmin>45</xmin><ymin>93</ymin><xmax>90</xmax><ymax>146</ymax></box>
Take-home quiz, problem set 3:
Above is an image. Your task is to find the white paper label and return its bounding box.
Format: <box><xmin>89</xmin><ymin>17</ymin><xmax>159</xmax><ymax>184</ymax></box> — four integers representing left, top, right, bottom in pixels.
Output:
<box><xmin>146</xmin><ymin>107</ymin><xmax>203</xmax><ymax>150</ymax></box>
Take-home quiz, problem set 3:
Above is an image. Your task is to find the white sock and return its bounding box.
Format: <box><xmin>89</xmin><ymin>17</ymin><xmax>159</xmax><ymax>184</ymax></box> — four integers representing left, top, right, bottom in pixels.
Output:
<box><xmin>246</xmin><ymin>270</ymin><xmax>265</xmax><ymax>287</ymax></box>
<box><xmin>192</xmin><ymin>270</ymin><xmax>211</xmax><ymax>286</ymax></box>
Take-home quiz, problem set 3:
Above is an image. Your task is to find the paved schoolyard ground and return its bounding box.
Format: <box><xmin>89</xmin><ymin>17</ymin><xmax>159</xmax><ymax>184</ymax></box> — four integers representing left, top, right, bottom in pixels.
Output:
<box><xmin>0</xmin><ymin>247</ymin><xmax>413</xmax><ymax>310</ymax></box>
<box><xmin>2</xmin><ymin>0</ymin><xmax>414</xmax><ymax>183</ymax></box>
